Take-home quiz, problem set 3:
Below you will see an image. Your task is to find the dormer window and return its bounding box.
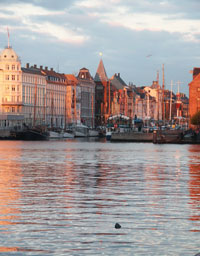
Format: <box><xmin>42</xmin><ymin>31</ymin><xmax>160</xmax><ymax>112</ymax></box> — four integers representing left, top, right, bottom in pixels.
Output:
<box><xmin>11</xmin><ymin>55</ymin><xmax>14</xmax><ymax>58</ymax></box>
<box><xmin>4</xmin><ymin>55</ymin><xmax>7</xmax><ymax>58</ymax></box>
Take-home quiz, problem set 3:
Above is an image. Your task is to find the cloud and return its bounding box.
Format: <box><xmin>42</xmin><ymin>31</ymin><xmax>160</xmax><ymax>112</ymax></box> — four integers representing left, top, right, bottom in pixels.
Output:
<box><xmin>74</xmin><ymin>0</ymin><xmax>200</xmax><ymax>43</ymax></box>
<box><xmin>0</xmin><ymin>2</ymin><xmax>89</xmax><ymax>44</ymax></box>
<box><xmin>0</xmin><ymin>0</ymin><xmax>199</xmax><ymax>95</ymax></box>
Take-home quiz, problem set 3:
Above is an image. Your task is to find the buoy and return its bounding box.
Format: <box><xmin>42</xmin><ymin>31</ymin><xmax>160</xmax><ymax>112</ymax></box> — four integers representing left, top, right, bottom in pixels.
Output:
<box><xmin>115</xmin><ymin>223</ymin><xmax>121</xmax><ymax>229</ymax></box>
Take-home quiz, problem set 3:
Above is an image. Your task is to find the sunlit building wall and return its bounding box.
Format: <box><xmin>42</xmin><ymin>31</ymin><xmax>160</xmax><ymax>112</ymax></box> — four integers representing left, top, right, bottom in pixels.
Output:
<box><xmin>0</xmin><ymin>46</ymin><xmax>24</xmax><ymax>129</ymax></box>
<box><xmin>189</xmin><ymin>68</ymin><xmax>200</xmax><ymax>126</ymax></box>
<box><xmin>41</xmin><ymin>67</ymin><xmax>67</xmax><ymax>129</ymax></box>
<box><xmin>65</xmin><ymin>74</ymin><xmax>81</xmax><ymax>126</ymax></box>
<box><xmin>22</xmin><ymin>64</ymin><xmax>46</xmax><ymax>126</ymax></box>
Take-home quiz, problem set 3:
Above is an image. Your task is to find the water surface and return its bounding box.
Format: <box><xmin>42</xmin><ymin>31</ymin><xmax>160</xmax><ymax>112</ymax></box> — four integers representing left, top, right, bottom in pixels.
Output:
<box><xmin>0</xmin><ymin>139</ymin><xmax>199</xmax><ymax>255</ymax></box>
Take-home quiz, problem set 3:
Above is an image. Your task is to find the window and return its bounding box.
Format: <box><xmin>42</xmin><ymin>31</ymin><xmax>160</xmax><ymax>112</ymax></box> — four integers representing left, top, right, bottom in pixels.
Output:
<box><xmin>12</xmin><ymin>96</ymin><xmax>15</xmax><ymax>102</ymax></box>
<box><xmin>5</xmin><ymin>75</ymin><xmax>9</xmax><ymax>80</ymax></box>
<box><xmin>4</xmin><ymin>55</ymin><xmax>7</xmax><ymax>58</ymax></box>
<box><xmin>5</xmin><ymin>64</ymin><xmax>9</xmax><ymax>70</ymax></box>
<box><xmin>17</xmin><ymin>75</ymin><xmax>19</xmax><ymax>81</ymax></box>
<box><xmin>12</xmin><ymin>75</ymin><xmax>15</xmax><ymax>80</ymax></box>
<box><xmin>12</xmin><ymin>65</ymin><xmax>15</xmax><ymax>70</ymax></box>
<box><xmin>12</xmin><ymin>107</ymin><xmax>15</xmax><ymax>112</ymax></box>
<box><xmin>12</xmin><ymin>85</ymin><xmax>15</xmax><ymax>91</ymax></box>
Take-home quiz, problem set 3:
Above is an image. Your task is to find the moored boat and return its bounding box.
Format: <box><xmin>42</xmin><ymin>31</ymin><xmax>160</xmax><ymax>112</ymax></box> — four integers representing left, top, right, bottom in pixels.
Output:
<box><xmin>72</xmin><ymin>123</ymin><xmax>88</xmax><ymax>137</ymax></box>
<box><xmin>13</xmin><ymin>126</ymin><xmax>49</xmax><ymax>141</ymax></box>
<box><xmin>110</xmin><ymin>131</ymin><xmax>153</xmax><ymax>142</ymax></box>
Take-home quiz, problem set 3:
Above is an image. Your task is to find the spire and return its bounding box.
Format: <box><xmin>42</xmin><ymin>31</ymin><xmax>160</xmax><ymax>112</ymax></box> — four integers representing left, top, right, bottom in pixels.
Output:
<box><xmin>94</xmin><ymin>59</ymin><xmax>108</xmax><ymax>82</ymax></box>
<box><xmin>7</xmin><ymin>27</ymin><xmax>10</xmax><ymax>48</ymax></box>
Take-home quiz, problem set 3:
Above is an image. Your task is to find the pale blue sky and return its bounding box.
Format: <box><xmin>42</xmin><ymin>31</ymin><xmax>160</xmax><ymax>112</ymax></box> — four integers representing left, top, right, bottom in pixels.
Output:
<box><xmin>1</xmin><ymin>0</ymin><xmax>200</xmax><ymax>95</ymax></box>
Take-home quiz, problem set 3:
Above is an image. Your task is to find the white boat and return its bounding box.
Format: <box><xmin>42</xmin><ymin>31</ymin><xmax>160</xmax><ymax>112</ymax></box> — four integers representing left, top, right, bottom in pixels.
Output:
<box><xmin>72</xmin><ymin>124</ymin><xmax>88</xmax><ymax>137</ymax></box>
<box><xmin>49</xmin><ymin>130</ymin><xmax>62</xmax><ymax>139</ymax></box>
<box><xmin>88</xmin><ymin>129</ymin><xmax>99</xmax><ymax>137</ymax></box>
<box><xmin>61</xmin><ymin>131</ymin><xmax>74</xmax><ymax>138</ymax></box>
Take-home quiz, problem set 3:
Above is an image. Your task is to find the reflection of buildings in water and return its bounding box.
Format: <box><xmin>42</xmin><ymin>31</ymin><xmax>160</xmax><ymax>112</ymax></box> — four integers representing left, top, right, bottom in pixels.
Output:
<box><xmin>0</xmin><ymin>247</ymin><xmax>18</xmax><ymax>253</ymax></box>
<box><xmin>188</xmin><ymin>146</ymin><xmax>200</xmax><ymax>222</ymax></box>
<box><xmin>143</xmin><ymin>165</ymin><xmax>166</xmax><ymax>208</ymax></box>
<box><xmin>0</xmin><ymin>141</ymin><xmax>22</xmax><ymax>225</ymax></box>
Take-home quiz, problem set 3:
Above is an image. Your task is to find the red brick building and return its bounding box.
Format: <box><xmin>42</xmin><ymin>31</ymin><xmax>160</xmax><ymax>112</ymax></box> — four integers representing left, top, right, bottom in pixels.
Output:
<box><xmin>188</xmin><ymin>68</ymin><xmax>200</xmax><ymax>123</ymax></box>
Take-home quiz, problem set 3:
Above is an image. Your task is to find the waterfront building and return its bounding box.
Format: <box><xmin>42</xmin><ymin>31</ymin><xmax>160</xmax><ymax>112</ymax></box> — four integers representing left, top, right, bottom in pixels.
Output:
<box><xmin>39</xmin><ymin>66</ymin><xmax>67</xmax><ymax>129</ymax></box>
<box><xmin>109</xmin><ymin>73</ymin><xmax>134</xmax><ymax>119</ymax></box>
<box><xmin>94</xmin><ymin>59</ymin><xmax>108</xmax><ymax>126</ymax></box>
<box><xmin>65</xmin><ymin>74</ymin><xmax>81</xmax><ymax>126</ymax></box>
<box><xmin>22</xmin><ymin>64</ymin><xmax>46</xmax><ymax>127</ymax></box>
<box><xmin>0</xmin><ymin>46</ymin><xmax>23</xmax><ymax>129</ymax></box>
<box><xmin>77</xmin><ymin>68</ymin><xmax>96</xmax><ymax>128</ymax></box>
<box><xmin>189</xmin><ymin>68</ymin><xmax>200</xmax><ymax>124</ymax></box>
<box><xmin>94</xmin><ymin>59</ymin><xmax>133</xmax><ymax>126</ymax></box>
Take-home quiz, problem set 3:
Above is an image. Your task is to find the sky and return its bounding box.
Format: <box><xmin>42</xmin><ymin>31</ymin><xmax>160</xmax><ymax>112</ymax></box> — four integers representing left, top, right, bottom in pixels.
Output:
<box><xmin>0</xmin><ymin>0</ymin><xmax>200</xmax><ymax>96</ymax></box>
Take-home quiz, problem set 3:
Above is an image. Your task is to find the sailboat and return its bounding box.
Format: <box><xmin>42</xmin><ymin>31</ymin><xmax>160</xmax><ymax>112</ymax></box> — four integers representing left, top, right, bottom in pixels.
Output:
<box><xmin>14</xmin><ymin>77</ymin><xmax>49</xmax><ymax>140</ymax></box>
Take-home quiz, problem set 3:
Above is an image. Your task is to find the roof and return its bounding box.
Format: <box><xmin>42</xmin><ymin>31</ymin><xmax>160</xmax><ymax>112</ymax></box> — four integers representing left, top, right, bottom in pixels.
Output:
<box><xmin>22</xmin><ymin>67</ymin><xmax>46</xmax><ymax>76</ymax></box>
<box><xmin>65</xmin><ymin>74</ymin><xmax>78</xmax><ymax>84</ymax></box>
<box><xmin>0</xmin><ymin>46</ymin><xmax>20</xmax><ymax>62</ymax></box>
<box><xmin>77</xmin><ymin>67</ymin><xmax>94</xmax><ymax>81</ymax></box>
<box><xmin>110</xmin><ymin>73</ymin><xmax>127</xmax><ymax>90</ymax></box>
<box><xmin>94</xmin><ymin>59</ymin><xmax>108</xmax><ymax>82</ymax></box>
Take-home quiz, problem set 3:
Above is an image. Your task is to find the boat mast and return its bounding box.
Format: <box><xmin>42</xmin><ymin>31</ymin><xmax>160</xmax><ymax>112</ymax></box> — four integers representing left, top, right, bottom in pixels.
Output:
<box><xmin>169</xmin><ymin>80</ymin><xmax>173</xmax><ymax>121</ymax></box>
<box><xmin>162</xmin><ymin>64</ymin><xmax>165</xmax><ymax>124</ymax></box>
<box><xmin>33</xmin><ymin>76</ymin><xmax>37</xmax><ymax>127</ymax></box>
<box><xmin>157</xmin><ymin>70</ymin><xmax>160</xmax><ymax>121</ymax></box>
<box><xmin>51</xmin><ymin>92</ymin><xmax>54</xmax><ymax>128</ymax></box>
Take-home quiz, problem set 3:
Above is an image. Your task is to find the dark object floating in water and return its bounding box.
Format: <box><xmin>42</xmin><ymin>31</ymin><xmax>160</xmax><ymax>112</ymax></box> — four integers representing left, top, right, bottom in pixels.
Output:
<box><xmin>115</xmin><ymin>223</ymin><xmax>121</xmax><ymax>229</ymax></box>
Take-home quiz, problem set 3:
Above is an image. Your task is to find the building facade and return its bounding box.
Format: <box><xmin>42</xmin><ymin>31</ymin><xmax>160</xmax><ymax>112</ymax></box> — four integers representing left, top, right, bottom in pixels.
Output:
<box><xmin>189</xmin><ymin>68</ymin><xmax>200</xmax><ymax>122</ymax></box>
<box><xmin>77</xmin><ymin>68</ymin><xmax>96</xmax><ymax>128</ymax></box>
<box><xmin>0</xmin><ymin>46</ymin><xmax>24</xmax><ymax>129</ymax></box>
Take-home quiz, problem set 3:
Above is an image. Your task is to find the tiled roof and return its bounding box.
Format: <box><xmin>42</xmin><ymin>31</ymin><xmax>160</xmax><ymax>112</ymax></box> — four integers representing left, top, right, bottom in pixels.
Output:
<box><xmin>65</xmin><ymin>74</ymin><xmax>78</xmax><ymax>84</ymax></box>
<box><xmin>22</xmin><ymin>67</ymin><xmax>45</xmax><ymax>76</ymax></box>
<box><xmin>110</xmin><ymin>73</ymin><xmax>127</xmax><ymax>90</ymax></box>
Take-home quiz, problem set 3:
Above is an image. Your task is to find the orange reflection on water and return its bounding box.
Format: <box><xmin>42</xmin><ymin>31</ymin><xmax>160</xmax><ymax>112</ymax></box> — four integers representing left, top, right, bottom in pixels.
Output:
<box><xmin>0</xmin><ymin>141</ymin><xmax>22</xmax><ymax>225</ymax></box>
<box><xmin>0</xmin><ymin>246</ymin><xmax>18</xmax><ymax>252</ymax></box>
<box><xmin>188</xmin><ymin>145</ymin><xmax>200</xmax><ymax>223</ymax></box>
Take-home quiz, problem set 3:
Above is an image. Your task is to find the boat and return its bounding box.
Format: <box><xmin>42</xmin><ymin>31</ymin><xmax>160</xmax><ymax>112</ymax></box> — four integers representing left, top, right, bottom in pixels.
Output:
<box><xmin>12</xmin><ymin>126</ymin><xmax>49</xmax><ymax>141</ymax></box>
<box><xmin>110</xmin><ymin>130</ymin><xmax>153</xmax><ymax>142</ymax></box>
<box><xmin>61</xmin><ymin>130</ymin><xmax>74</xmax><ymax>138</ymax></box>
<box><xmin>88</xmin><ymin>129</ymin><xmax>99</xmax><ymax>137</ymax></box>
<box><xmin>49</xmin><ymin>130</ymin><xmax>62</xmax><ymax>139</ymax></box>
<box><xmin>49</xmin><ymin>129</ymin><xmax>74</xmax><ymax>139</ymax></box>
<box><xmin>106</xmin><ymin>114</ymin><xmax>132</xmax><ymax>141</ymax></box>
<box><xmin>72</xmin><ymin>123</ymin><xmax>88</xmax><ymax>137</ymax></box>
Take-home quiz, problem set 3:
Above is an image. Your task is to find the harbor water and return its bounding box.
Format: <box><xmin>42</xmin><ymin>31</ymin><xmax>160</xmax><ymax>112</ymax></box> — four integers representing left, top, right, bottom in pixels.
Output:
<box><xmin>0</xmin><ymin>139</ymin><xmax>199</xmax><ymax>256</ymax></box>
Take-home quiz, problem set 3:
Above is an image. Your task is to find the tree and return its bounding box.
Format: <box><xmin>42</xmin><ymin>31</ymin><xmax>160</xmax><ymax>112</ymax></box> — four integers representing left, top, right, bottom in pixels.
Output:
<box><xmin>191</xmin><ymin>111</ymin><xmax>200</xmax><ymax>127</ymax></box>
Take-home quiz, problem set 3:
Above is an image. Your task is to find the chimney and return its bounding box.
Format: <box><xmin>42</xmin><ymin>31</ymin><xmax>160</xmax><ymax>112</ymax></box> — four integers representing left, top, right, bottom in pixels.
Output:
<box><xmin>45</xmin><ymin>66</ymin><xmax>48</xmax><ymax>71</ymax></box>
<box><xmin>34</xmin><ymin>64</ymin><xmax>37</xmax><ymax>68</ymax></box>
<box><xmin>118</xmin><ymin>73</ymin><xmax>120</xmax><ymax>77</ymax></box>
<box><xmin>50</xmin><ymin>68</ymin><xmax>53</xmax><ymax>71</ymax></box>
<box><xmin>40</xmin><ymin>65</ymin><xmax>43</xmax><ymax>70</ymax></box>
<box><xmin>26</xmin><ymin>63</ymin><xmax>29</xmax><ymax>68</ymax></box>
